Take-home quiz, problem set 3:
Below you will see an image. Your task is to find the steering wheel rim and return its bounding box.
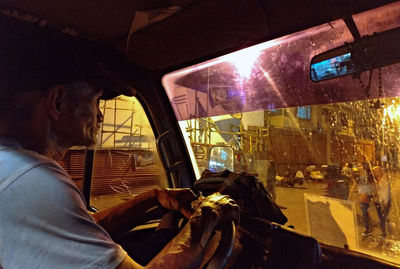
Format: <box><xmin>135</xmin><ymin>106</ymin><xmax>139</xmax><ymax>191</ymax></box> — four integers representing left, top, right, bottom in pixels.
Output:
<box><xmin>205</xmin><ymin>220</ymin><xmax>236</xmax><ymax>269</ymax></box>
<box><xmin>141</xmin><ymin>207</ymin><xmax>236</xmax><ymax>269</ymax></box>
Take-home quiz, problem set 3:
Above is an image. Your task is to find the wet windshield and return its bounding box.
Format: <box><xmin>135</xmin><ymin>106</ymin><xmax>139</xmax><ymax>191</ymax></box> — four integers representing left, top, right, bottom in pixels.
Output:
<box><xmin>163</xmin><ymin>2</ymin><xmax>400</xmax><ymax>264</ymax></box>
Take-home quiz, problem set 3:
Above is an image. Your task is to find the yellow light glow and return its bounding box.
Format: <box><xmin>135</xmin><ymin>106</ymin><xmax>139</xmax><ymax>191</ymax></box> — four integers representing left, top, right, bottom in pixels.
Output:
<box><xmin>384</xmin><ymin>103</ymin><xmax>400</xmax><ymax>123</ymax></box>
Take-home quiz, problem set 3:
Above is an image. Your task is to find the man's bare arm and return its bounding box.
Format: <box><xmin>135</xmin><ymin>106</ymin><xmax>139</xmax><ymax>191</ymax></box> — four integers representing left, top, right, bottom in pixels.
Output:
<box><xmin>147</xmin><ymin>193</ymin><xmax>239</xmax><ymax>269</ymax></box>
<box><xmin>92</xmin><ymin>189</ymin><xmax>159</xmax><ymax>239</ymax></box>
<box><xmin>117</xmin><ymin>193</ymin><xmax>239</xmax><ymax>269</ymax></box>
<box><xmin>92</xmin><ymin>188</ymin><xmax>196</xmax><ymax>239</ymax></box>
<box><xmin>93</xmin><ymin>190</ymin><xmax>238</xmax><ymax>268</ymax></box>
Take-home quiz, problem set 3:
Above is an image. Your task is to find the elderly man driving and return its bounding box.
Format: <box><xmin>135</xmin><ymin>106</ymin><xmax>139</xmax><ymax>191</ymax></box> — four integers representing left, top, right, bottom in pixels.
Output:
<box><xmin>0</xmin><ymin>14</ymin><xmax>239</xmax><ymax>269</ymax></box>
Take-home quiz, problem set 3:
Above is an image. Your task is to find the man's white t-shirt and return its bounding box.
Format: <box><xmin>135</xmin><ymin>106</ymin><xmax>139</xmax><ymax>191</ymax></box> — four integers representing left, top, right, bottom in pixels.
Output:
<box><xmin>0</xmin><ymin>138</ymin><xmax>127</xmax><ymax>268</ymax></box>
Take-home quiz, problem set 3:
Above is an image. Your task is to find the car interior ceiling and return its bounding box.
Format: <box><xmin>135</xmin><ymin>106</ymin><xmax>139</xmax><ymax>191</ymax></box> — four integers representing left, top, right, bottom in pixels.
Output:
<box><xmin>1</xmin><ymin>0</ymin><xmax>398</xmax><ymax>71</ymax></box>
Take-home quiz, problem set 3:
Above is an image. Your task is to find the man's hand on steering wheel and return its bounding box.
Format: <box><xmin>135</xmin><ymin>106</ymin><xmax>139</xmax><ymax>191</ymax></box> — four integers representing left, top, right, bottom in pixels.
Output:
<box><xmin>144</xmin><ymin>192</ymin><xmax>239</xmax><ymax>269</ymax></box>
<box><xmin>192</xmin><ymin>193</ymin><xmax>240</xmax><ymax>226</ymax></box>
<box><xmin>155</xmin><ymin>188</ymin><xmax>197</xmax><ymax>219</ymax></box>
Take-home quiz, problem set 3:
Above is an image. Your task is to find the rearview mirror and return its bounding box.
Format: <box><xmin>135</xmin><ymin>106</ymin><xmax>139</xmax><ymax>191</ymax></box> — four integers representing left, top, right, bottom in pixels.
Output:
<box><xmin>310</xmin><ymin>27</ymin><xmax>400</xmax><ymax>81</ymax></box>
<box><xmin>208</xmin><ymin>146</ymin><xmax>234</xmax><ymax>172</ymax></box>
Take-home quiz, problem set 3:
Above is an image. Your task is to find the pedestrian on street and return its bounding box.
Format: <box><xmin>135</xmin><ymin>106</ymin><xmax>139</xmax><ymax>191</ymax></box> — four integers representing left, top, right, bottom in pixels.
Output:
<box><xmin>372</xmin><ymin>165</ymin><xmax>391</xmax><ymax>237</ymax></box>
<box><xmin>267</xmin><ymin>160</ymin><xmax>277</xmax><ymax>202</ymax></box>
<box><xmin>357</xmin><ymin>162</ymin><xmax>376</xmax><ymax>236</ymax></box>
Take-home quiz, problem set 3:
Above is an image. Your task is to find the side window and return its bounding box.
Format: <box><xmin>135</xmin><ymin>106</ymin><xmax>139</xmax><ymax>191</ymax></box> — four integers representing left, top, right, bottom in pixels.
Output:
<box><xmin>297</xmin><ymin>106</ymin><xmax>311</xmax><ymax>119</ymax></box>
<box><xmin>59</xmin><ymin>95</ymin><xmax>168</xmax><ymax>211</ymax></box>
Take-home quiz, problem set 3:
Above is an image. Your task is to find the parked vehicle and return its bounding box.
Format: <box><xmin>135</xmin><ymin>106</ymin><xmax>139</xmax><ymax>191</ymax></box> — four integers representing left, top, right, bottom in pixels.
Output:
<box><xmin>276</xmin><ymin>171</ymin><xmax>304</xmax><ymax>188</ymax></box>
<box><xmin>305</xmin><ymin>165</ymin><xmax>325</xmax><ymax>182</ymax></box>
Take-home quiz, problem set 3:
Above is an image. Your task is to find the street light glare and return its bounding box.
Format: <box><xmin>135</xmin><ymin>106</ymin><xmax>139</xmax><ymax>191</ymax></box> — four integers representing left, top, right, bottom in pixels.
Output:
<box><xmin>228</xmin><ymin>46</ymin><xmax>263</xmax><ymax>79</ymax></box>
<box><xmin>383</xmin><ymin>102</ymin><xmax>400</xmax><ymax>123</ymax></box>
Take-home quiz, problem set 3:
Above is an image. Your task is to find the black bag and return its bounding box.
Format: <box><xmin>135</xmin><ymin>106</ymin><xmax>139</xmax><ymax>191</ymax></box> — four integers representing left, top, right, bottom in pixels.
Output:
<box><xmin>194</xmin><ymin>170</ymin><xmax>287</xmax><ymax>225</ymax></box>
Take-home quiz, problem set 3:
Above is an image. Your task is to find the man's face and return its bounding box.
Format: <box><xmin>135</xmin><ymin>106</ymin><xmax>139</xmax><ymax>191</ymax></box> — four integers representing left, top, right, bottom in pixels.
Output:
<box><xmin>58</xmin><ymin>82</ymin><xmax>104</xmax><ymax>147</ymax></box>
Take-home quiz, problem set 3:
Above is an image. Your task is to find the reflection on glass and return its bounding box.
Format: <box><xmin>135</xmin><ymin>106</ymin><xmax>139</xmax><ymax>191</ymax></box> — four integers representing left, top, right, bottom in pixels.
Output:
<box><xmin>310</xmin><ymin>52</ymin><xmax>354</xmax><ymax>81</ymax></box>
<box><xmin>162</xmin><ymin>18</ymin><xmax>355</xmax><ymax>120</ymax></box>
<box><xmin>178</xmin><ymin>97</ymin><xmax>400</xmax><ymax>264</ymax></box>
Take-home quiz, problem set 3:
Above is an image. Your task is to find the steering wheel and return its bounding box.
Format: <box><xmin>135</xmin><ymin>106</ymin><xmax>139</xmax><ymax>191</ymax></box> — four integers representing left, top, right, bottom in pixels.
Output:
<box><xmin>204</xmin><ymin>220</ymin><xmax>236</xmax><ymax>269</ymax></box>
<box><xmin>138</xmin><ymin>206</ymin><xmax>236</xmax><ymax>269</ymax></box>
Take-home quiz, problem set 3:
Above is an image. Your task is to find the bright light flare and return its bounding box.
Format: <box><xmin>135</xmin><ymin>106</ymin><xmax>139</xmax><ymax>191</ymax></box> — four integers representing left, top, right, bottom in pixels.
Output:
<box><xmin>227</xmin><ymin>46</ymin><xmax>264</xmax><ymax>79</ymax></box>
<box><xmin>383</xmin><ymin>102</ymin><xmax>400</xmax><ymax>124</ymax></box>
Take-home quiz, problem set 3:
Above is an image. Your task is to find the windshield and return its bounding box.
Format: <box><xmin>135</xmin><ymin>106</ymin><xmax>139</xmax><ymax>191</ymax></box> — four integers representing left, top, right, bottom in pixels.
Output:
<box><xmin>163</xmin><ymin>2</ymin><xmax>400</xmax><ymax>264</ymax></box>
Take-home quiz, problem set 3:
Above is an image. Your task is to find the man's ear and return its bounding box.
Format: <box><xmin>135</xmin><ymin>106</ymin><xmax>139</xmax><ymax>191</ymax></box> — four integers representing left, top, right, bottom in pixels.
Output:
<box><xmin>46</xmin><ymin>85</ymin><xmax>67</xmax><ymax>120</ymax></box>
